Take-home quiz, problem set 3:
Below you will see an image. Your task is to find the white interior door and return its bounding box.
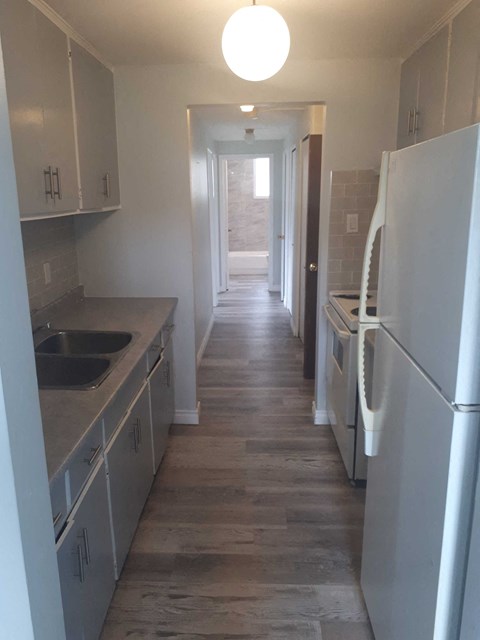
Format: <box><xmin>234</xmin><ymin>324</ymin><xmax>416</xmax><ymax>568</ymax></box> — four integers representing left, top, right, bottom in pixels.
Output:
<box><xmin>218</xmin><ymin>156</ymin><xmax>229</xmax><ymax>292</ymax></box>
<box><xmin>206</xmin><ymin>148</ymin><xmax>219</xmax><ymax>305</ymax></box>
<box><xmin>298</xmin><ymin>138</ymin><xmax>310</xmax><ymax>342</ymax></box>
<box><xmin>285</xmin><ymin>146</ymin><xmax>297</xmax><ymax>318</ymax></box>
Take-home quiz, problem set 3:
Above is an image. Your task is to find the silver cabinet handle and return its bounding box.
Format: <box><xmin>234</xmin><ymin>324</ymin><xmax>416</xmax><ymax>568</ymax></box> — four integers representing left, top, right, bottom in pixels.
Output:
<box><xmin>44</xmin><ymin>166</ymin><xmax>54</xmax><ymax>200</ymax></box>
<box><xmin>131</xmin><ymin>424</ymin><xmax>138</xmax><ymax>452</ymax></box>
<box><xmin>84</xmin><ymin>445</ymin><xmax>102</xmax><ymax>466</ymax></box>
<box><xmin>52</xmin><ymin>167</ymin><xmax>62</xmax><ymax>200</ymax></box>
<box><xmin>77</xmin><ymin>544</ymin><xmax>85</xmax><ymax>583</ymax></box>
<box><xmin>407</xmin><ymin>109</ymin><xmax>414</xmax><ymax>135</ymax></box>
<box><xmin>103</xmin><ymin>172</ymin><xmax>111</xmax><ymax>198</ymax></box>
<box><xmin>413</xmin><ymin>109</ymin><xmax>420</xmax><ymax>134</ymax></box>
<box><xmin>82</xmin><ymin>528</ymin><xmax>91</xmax><ymax>565</ymax></box>
<box><xmin>53</xmin><ymin>511</ymin><xmax>62</xmax><ymax>527</ymax></box>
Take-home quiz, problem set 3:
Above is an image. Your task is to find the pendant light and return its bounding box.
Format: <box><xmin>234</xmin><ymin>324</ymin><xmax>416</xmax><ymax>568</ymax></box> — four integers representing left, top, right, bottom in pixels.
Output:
<box><xmin>222</xmin><ymin>1</ymin><xmax>290</xmax><ymax>82</ymax></box>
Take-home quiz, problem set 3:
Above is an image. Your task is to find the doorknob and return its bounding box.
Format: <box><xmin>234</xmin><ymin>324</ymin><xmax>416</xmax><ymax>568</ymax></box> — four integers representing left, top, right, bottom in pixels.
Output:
<box><xmin>309</xmin><ymin>263</ymin><xmax>318</xmax><ymax>272</ymax></box>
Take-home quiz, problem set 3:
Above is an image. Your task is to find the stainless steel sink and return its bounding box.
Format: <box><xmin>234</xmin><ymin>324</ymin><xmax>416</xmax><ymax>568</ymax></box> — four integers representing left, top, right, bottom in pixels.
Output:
<box><xmin>35</xmin><ymin>330</ymin><xmax>132</xmax><ymax>355</ymax></box>
<box><xmin>35</xmin><ymin>354</ymin><xmax>112</xmax><ymax>390</ymax></box>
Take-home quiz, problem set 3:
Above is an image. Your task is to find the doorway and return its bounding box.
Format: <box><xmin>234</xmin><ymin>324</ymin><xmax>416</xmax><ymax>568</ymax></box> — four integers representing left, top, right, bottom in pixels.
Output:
<box><xmin>218</xmin><ymin>154</ymin><xmax>274</xmax><ymax>291</ymax></box>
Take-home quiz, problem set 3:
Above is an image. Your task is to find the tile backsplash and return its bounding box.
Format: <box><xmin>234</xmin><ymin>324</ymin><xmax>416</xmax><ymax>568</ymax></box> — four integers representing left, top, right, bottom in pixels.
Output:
<box><xmin>21</xmin><ymin>217</ymin><xmax>80</xmax><ymax>311</ymax></box>
<box><xmin>328</xmin><ymin>169</ymin><xmax>380</xmax><ymax>291</ymax></box>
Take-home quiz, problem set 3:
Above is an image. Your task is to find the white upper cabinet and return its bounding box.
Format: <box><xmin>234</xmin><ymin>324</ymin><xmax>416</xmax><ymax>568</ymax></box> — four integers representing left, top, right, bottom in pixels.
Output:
<box><xmin>415</xmin><ymin>26</ymin><xmax>449</xmax><ymax>143</ymax></box>
<box><xmin>70</xmin><ymin>42</ymin><xmax>120</xmax><ymax>210</ymax></box>
<box><xmin>396</xmin><ymin>26</ymin><xmax>449</xmax><ymax>149</ymax></box>
<box><xmin>396</xmin><ymin>52</ymin><xmax>420</xmax><ymax>149</ymax></box>
<box><xmin>445</xmin><ymin>0</ymin><xmax>480</xmax><ymax>133</ymax></box>
<box><xmin>0</xmin><ymin>0</ymin><xmax>78</xmax><ymax>218</ymax></box>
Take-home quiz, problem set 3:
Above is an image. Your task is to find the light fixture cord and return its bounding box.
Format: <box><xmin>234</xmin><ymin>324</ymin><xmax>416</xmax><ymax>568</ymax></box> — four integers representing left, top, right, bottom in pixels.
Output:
<box><xmin>252</xmin><ymin>0</ymin><xmax>256</xmax><ymax>4</ymax></box>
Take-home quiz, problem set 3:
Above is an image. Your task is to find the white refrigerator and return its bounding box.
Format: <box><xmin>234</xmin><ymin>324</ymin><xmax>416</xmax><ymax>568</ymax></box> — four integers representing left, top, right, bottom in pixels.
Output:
<box><xmin>357</xmin><ymin>125</ymin><xmax>480</xmax><ymax>640</ymax></box>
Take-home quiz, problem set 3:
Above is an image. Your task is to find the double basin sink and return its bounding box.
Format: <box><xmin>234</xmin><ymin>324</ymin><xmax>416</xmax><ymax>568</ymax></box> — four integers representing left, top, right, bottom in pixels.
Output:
<box><xmin>35</xmin><ymin>330</ymin><xmax>133</xmax><ymax>390</ymax></box>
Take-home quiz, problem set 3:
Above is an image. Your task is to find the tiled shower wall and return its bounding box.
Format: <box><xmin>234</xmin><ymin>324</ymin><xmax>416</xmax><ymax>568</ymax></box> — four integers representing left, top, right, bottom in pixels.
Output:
<box><xmin>21</xmin><ymin>217</ymin><xmax>80</xmax><ymax>311</ymax></box>
<box><xmin>227</xmin><ymin>159</ymin><xmax>269</xmax><ymax>252</ymax></box>
<box><xmin>328</xmin><ymin>169</ymin><xmax>380</xmax><ymax>291</ymax></box>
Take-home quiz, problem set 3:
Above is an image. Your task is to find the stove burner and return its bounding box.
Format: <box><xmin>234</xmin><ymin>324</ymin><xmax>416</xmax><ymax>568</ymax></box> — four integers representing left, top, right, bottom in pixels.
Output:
<box><xmin>351</xmin><ymin>306</ymin><xmax>377</xmax><ymax>317</ymax></box>
<box><xmin>334</xmin><ymin>294</ymin><xmax>371</xmax><ymax>300</ymax></box>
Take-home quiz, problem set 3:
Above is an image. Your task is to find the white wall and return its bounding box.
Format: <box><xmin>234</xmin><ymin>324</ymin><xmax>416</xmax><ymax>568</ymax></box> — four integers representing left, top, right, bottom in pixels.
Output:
<box><xmin>0</xmin><ymin>45</ymin><xmax>65</xmax><ymax>638</ymax></box>
<box><xmin>188</xmin><ymin>111</ymin><xmax>215</xmax><ymax>362</ymax></box>
<box><xmin>75</xmin><ymin>58</ymin><xmax>400</xmax><ymax>419</ymax></box>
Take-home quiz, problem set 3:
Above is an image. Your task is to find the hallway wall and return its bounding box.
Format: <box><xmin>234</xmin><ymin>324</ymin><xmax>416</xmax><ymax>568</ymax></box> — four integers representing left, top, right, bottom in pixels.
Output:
<box><xmin>74</xmin><ymin>58</ymin><xmax>400</xmax><ymax>421</ymax></box>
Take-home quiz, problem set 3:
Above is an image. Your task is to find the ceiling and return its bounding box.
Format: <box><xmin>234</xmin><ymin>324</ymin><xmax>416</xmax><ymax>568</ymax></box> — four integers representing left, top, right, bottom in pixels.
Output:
<box><xmin>45</xmin><ymin>0</ymin><xmax>461</xmax><ymax>66</ymax></box>
<box><xmin>191</xmin><ymin>104</ymin><xmax>313</xmax><ymax>141</ymax></box>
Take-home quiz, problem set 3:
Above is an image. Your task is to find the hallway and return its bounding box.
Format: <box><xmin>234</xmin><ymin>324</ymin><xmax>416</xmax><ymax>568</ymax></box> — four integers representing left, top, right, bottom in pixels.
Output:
<box><xmin>101</xmin><ymin>276</ymin><xmax>373</xmax><ymax>639</ymax></box>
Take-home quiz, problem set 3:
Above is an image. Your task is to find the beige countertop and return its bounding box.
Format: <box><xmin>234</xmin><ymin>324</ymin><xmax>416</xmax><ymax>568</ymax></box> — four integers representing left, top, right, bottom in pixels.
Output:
<box><xmin>38</xmin><ymin>295</ymin><xmax>177</xmax><ymax>483</ymax></box>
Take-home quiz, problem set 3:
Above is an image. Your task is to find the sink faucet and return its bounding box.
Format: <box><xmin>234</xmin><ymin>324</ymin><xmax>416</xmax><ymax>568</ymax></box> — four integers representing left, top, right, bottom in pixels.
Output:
<box><xmin>33</xmin><ymin>321</ymin><xmax>51</xmax><ymax>336</ymax></box>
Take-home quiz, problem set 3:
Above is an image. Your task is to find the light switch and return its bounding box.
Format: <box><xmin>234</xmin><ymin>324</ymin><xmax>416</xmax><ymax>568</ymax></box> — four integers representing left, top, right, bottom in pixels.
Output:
<box><xmin>43</xmin><ymin>262</ymin><xmax>51</xmax><ymax>285</ymax></box>
<box><xmin>346</xmin><ymin>213</ymin><xmax>358</xmax><ymax>234</ymax></box>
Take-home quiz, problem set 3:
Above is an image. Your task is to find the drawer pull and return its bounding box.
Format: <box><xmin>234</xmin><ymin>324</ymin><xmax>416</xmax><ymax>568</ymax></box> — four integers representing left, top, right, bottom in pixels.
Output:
<box><xmin>77</xmin><ymin>544</ymin><xmax>85</xmax><ymax>583</ymax></box>
<box><xmin>82</xmin><ymin>528</ymin><xmax>91</xmax><ymax>565</ymax></box>
<box><xmin>53</xmin><ymin>511</ymin><xmax>63</xmax><ymax>527</ymax></box>
<box><xmin>84</xmin><ymin>445</ymin><xmax>102</xmax><ymax>466</ymax></box>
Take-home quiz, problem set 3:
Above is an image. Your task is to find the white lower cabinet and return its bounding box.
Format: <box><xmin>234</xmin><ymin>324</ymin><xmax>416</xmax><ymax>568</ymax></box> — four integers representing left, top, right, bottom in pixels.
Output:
<box><xmin>106</xmin><ymin>382</ymin><xmax>153</xmax><ymax>577</ymax></box>
<box><xmin>149</xmin><ymin>337</ymin><xmax>175</xmax><ymax>473</ymax></box>
<box><xmin>56</xmin><ymin>459</ymin><xmax>115</xmax><ymax>640</ymax></box>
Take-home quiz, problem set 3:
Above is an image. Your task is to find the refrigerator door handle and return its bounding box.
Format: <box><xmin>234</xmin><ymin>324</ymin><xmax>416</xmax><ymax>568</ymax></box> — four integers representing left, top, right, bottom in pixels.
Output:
<box><xmin>358</xmin><ymin>324</ymin><xmax>380</xmax><ymax>456</ymax></box>
<box><xmin>359</xmin><ymin>151</ymin><xmax>389</xmax><ymax>325</ymax></box>
<box><xmin>358</xmin><ymin>151</ymin><xmax>389</xmax><ymax>457</ymax></box>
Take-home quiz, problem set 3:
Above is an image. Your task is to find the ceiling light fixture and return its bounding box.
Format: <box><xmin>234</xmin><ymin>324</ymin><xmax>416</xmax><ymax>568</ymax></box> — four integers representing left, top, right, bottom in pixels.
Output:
<box><xmin>240</xmin><ymin>105</ymin><xmax>255</xmax><ymax>112</ymax></box>
<box><xmin>244</xmin><ymin>128</ymin><xmax>255</xmax><ymax>144</ymax></box>
<box><xmin>222</xmin><ymin>1</ymin><xmax>290</xmax><ymax>82</ymax></box>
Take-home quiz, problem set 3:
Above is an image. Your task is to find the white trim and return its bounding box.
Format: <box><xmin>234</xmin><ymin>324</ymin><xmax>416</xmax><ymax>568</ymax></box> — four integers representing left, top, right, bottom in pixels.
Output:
<box><xmin>197</xmin><ymin>314</ymin><xmax>214</xmax><ymax>368</ymax></box>
<box><xmin>403</xmin><ymin>0</ymin><xmax>473</xmax><ymax>61</ymax></box>
<box><xmin>174</xmin><ymin>402</ymin><xmax>201</xmax><ymax>425</ymax></box>
<box><xmin>28</xmin><ymin>0</ymin><xmax>113</xmax><ymax>70</ymax></box>
<box><xmin>312</xmin><ymin>401</ymin><xmax>329</xmax><ymax>425</ymax></box>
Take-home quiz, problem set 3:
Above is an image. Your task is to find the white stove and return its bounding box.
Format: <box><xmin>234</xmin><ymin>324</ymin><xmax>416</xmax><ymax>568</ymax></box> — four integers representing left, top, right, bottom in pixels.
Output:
<box><xmin>324</xmin><ymin>289</ymin><xmax>376</xmax><ymax>483</ymax></box>
<box><xmin>329</xmin><ymin>290</ymin><xmax>377</xmax><ymax>332</ymax></box>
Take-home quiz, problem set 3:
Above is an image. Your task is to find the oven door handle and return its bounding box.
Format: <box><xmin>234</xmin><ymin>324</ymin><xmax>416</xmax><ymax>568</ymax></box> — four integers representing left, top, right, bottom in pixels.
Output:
<box><xmin>324</xmin><ymin>304</ymin><xmax>350</xmax><ymax>340</ymax></box>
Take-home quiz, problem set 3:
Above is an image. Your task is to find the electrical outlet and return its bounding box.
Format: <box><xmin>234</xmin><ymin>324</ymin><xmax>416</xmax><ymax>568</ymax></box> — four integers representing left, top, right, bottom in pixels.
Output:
<box><xmin>43</xmin><ymin>262</ymin><xmax>51</xmax><ymax>285</ymax></box>
<box><xmin>346</xmin><ymin>213</ymin><xmax>358</xmax><ymax>234</ymax></box>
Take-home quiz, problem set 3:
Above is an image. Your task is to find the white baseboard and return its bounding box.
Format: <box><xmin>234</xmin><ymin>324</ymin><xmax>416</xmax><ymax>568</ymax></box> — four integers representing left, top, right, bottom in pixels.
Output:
<box><xmin>174</xmin><ymin>402</ymin><xmax>201</xmax><ymax>425</ymax></box>
<box><xmin>196</xmin><ymin>315</ymin><xmax>214</xmax><ymax>368</ymax></box>
<box><xmin>312</xmin><ymin>401</ymin><xmax>330</xmax><ymax>425</ymax></box>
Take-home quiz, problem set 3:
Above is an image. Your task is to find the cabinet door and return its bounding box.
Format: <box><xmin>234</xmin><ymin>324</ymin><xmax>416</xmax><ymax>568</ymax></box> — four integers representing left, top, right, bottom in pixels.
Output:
<box><xmin>36</xmin><ymin>10</ymin><xmax>78</xmax><ymax>214</ymax></box>
<box><xmin>445</xmin><ymin>0</ymin><xmax>480</xmax><ymax>133</ymax></box>
<box><xmin>397</xmin><ymin>52</ymin><xmax>419</xmax><ymax>149</ymax></box>
<box><xmin>0</xmin><ymin>0</ymin><xmax>78</xmax><ymax>217</ymax></box>
<box><xmin>416</xmin><ymin>26</ymin><xmax>449</xmax><ymax>143</ymax></box>
<box><xmin>56</xmin><ymin>460</ymin><xmax>115</xmax><ymax>640</ymax></box>
<box><xmin>149</xmin><ymin>339</ymin><xmax>174</xmax><ymax>473</ymax></box>
<box><xmin>70</xmin><ymin>42</ymin><xmax>120</xmax><ymax>210</ymax></box>
<box><xmin>106</xmin><ymin>383</ymin><xmax>153</xmax><ymax>576</ymax></box>
<box><xmin>0</xmin><ymin>0</ymin><xmax>47</xmax><ymax>216</ymax></box>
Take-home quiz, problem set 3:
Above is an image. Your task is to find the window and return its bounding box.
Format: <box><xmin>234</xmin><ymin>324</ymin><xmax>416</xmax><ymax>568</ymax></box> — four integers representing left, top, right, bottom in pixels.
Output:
<box><xmin>254</xmin><ymin>157</ymin><xmax>270</xmax><ymax>198</ymax></box>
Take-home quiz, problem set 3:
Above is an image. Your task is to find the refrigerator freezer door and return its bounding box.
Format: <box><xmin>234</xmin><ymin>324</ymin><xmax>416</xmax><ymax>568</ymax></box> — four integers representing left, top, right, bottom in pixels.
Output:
<box><xmin>379</xmin><ymin>124</ymin><xmax>480</xmax><ymax>405</ymax></box>
<box><xmin>362</xmin><ymin>328</ymin><xmax>479</xmax><ymax>640</ymax></box>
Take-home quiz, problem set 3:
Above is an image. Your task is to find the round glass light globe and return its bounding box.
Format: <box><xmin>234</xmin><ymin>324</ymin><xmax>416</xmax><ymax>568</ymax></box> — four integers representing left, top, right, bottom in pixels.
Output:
<box><xmin>222</xmin><ymin>5</ymin><xmax>290</xmax><ymax>82</ymax></box>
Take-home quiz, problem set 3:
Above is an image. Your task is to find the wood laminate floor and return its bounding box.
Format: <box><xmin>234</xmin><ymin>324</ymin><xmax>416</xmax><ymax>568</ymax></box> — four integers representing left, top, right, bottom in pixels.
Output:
<box><xmin>101</xmin><ymin>276</ymin><xmax>374</xmax><ymax>640</ymax></box>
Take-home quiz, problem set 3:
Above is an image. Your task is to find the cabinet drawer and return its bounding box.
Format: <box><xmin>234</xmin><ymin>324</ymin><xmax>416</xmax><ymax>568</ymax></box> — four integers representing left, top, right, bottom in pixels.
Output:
<box><xmin>103</xmin><ymin>356</ymin><xmax>147</xmax><ymax>442</ymax></box>
<box><xmin>68</xmin><ymin>419</ymin><xmax>103</xmax><ymax>508</ymax></box>
<box><xmin>50</xmin><ymin>473</ymin><xmax>67</xmax><ymax>539</ymax></box>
